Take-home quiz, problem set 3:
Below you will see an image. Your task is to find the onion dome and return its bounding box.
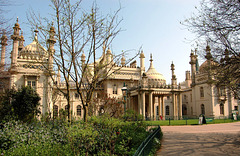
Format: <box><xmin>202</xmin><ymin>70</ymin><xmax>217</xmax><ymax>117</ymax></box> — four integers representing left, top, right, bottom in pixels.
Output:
<box><xmin>140</xmin><ymin>50</ymin><xmax>145</xmax><ymax>58</ymax></box>
<box><xmin>19</xmin><ymin>30</ymin><xmax>47</xmax><ymax>60</ymax></box>
<box><xmin>107</xmin><ymin>47</ymin><xmax>112</xmax><ymax>55</ymax></box>
<box><xmin>146</xmin><ymin>54</ymin><xmax>166</xmax><ymax>85</ymax></box>
<box><xmin>199</xmin><ymin>60</ymin><xmax>218</xmax><ymax>73</ymax></box>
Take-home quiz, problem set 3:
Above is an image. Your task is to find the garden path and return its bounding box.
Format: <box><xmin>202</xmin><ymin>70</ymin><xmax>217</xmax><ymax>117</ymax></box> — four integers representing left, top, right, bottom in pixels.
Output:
<box><xmin>156</xmin><ymin>122</ymin><xmax>240</xmax><ymax>156</ymax></box>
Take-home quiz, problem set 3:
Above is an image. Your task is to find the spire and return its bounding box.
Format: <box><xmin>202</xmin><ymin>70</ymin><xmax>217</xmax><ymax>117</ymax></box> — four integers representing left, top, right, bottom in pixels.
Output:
<box><xmin>11</xmin><ymin>17</ymin><xmax>21</xmax><ymax>70</ymax></box>
<box><xmin>121</xmin><ymin>54</ymin><xmax>126</xmax><ymax>66</ymax></box>
<box><xmin>195</xmin><ymin>48</ymin><xmax>199</xmax><ymax>72</ymax></box>
<box><xmin>18</xmin><ymin>31</ymin><xmax>25</xmax><ymax>51</ymax></box>
<box><xmin>106</xmin><ymin>47</ymin><xmax>111</xmax><ymax>55</ymax></box>
<box><xmin>12</xmin><ymin>17</ymin><xmax>21</xmax><ymax>36</ymax></box>
<box><xmin>81</xmin><ymin>51</ymin><xmax>86</xmax><ymax>63</ymax></box>
<box><xmin>140</xmin><ymin>50</ymin><xmax>145</xmax><ymax>58</ymax></box>
<box><xmin>171</xmin><ymin>61</ymin><xmax>177</xmax><ymax>89</ymax></box>
<box><xmin>47</xmin><ymin>24</ymin><xmax>56</xmax><ymax>71</ymax></box>
<box><xmin>149</xmin><ymin>53</ymin><xmax>153</xmax><ymax>68</ymax></box>
<box><xmin>140</xmin><ymin>50</ymin><xmax>145</xmax><ymax>77</ymax></box>
<box><xmin>34</xmin><ymin>28</ymin><xmax>39</xmax><ymax>41</ymax></box>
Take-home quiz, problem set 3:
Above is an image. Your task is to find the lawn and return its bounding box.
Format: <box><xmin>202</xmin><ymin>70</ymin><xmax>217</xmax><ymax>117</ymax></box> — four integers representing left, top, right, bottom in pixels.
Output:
<box><xmin>144</xmin><ymin>118</ymin><xmax>239</xmax><ymax>126</ymax></box>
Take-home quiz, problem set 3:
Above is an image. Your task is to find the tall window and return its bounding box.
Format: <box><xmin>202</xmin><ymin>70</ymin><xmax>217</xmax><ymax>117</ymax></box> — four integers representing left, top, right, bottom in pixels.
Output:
<box><xmin>201</xmin><ymin>104</ymin><xmax>205</xmax><ymax>114</ymax></box>
<box><xmin>77</xmin><ymin>105</ymin><xmax>81</xmax><ymax>116</ymax></box>
<box><xmin>113</xmin><ymin>84</ymin><xmax>117</xmax><ymax>94</ymax></box>
<box><xmin>220</xmin><ymin>103</ymin><xmax>224</xmax><ymax>115</ymax></box>
<box><xmin>200</xmin><ymin>87</ymin><xmax>204</xmax><ymax>98</ymax></box>
<box><xmin>220</xmin><ymin>87</ymin><xmax>225</xmax><ymax>96</ymax></box>
<box><xmin>166</xmin><ymin>106</ymin><xmax>169</xmax><ymax>116</ymax></box>
<box><xmin>156</xmin><ymin>106</ymin><xmax>159</xmax><ymax>116</ymax></box>
<box><xmin>53</xmin><ymin>105</ymin><xmax>58</xmax><ymax>118</ymax></box>
<box><xmin>27</xmin><ymin>80</ymin><xmax>36</xmax><ymax>90</ymax></box>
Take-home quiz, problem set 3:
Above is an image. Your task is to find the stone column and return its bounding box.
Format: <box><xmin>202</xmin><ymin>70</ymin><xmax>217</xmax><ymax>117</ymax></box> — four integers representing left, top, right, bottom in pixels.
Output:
<box><xmin>142</xmin><ymin>92</ymin><xmax>146</xmax><ymax>118</ymax></box>
<box><xmin>179</xmin><ymin>93</ymin><xmax>182</xmax><ymax>119</ymax></box>
<box><xmin>161</xmin><ymin>96</ymin><xmax>165</xmax><ymax>120</ymax></box>
<box><xmin>153</xmin><ymin>95</ymin><xmax>156</xmax><ymax>120</ymax></box>
<box><xmin>138</xmin><ymin>92</ymin><xmax>142</xmax><ymax>115</ymax></box>
<box><xmin>158</xmin><ymin>96</ymin><xmax>161</xmax><ymax>119</ymax></box>
<box><xmin>149</xmin><ymin>92</ymin><xmax>153</xmax><ymax>120</ymax></box>
<box><xmin>175</xmin><ymin>94</ymin><xmax>178</xmax><ymax>120</ymax></box>
<box><xmin>172</xmin><ymin>93</ymin><xmax>175</xmax><ymax>119</ymax></box>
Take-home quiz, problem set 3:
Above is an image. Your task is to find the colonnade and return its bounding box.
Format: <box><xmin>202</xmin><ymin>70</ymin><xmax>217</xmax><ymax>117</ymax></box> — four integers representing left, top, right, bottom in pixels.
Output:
<box><xmin>134</xmin><ymin>91</ymin><xmax>182</xmax><ymax>120</ymax></box>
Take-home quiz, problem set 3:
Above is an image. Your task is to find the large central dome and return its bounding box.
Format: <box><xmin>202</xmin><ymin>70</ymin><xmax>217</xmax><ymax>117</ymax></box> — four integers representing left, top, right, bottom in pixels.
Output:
<box><xmin>146</xmin><ymin>54</ymin><xmax>166</xmax><ymax>85</ymax></box>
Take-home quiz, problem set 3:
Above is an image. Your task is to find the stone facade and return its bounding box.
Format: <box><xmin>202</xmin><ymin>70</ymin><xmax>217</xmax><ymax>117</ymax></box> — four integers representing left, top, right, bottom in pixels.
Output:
<box><xmin>0</xmin><ymin>20</ymin><xmax>238</xmax><ymax>120</ymax></box>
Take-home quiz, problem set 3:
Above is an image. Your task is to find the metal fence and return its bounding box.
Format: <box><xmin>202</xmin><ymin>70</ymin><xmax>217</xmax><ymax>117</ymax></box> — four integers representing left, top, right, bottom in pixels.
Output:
<box><xmin>133</xmin><ymin>126</ymin><xmax>162</xmax><ymax>156</ymax></box>
<box><xmin>145</xmin><ymin>115</ymin><xmax>240</xmax><ymax>126</ymax></box>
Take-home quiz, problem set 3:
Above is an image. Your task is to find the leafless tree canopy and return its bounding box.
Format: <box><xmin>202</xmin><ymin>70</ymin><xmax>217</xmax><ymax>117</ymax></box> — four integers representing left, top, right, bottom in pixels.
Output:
<box><xmin>28</xmin><ymin>0</ymin><xmax>139</xmax><ymax>122</ymax></box>
<box><xmin>183</xmin><ymin>0</ymin><xmax>240</xmax><ymax>97</ymax></box>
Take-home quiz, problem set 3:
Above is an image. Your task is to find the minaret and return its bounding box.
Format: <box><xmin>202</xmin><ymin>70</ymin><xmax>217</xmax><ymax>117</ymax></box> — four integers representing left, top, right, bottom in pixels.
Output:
<box><xmin>171</xmin><ymin>61</ymin><xmax>177</xmax><ymax>89</ymax></box>
<box><xmin>189</xmin><ymin>49</ymin><xmax>197</xmax><ymax>85</ymax></box>
<box><xmin>205</xmin><ymin>44</ymin><xmax>212</xmax><ymax>80</ymax></box>
<box><xmin>18</xmin><ymin>31</ymin><xmax>24</xmax><ymax>51</ymax></box>
<box><xmin>185</xmin><ymin>70</ymin><xmax>191</xmax><ymax>87</ymax></box>
<box><xmin>121</xmin><ymin>54</ymin><xmax>125</xmax><ymax>66</ymax></box>
<box><xmin>47</xmin><ymin>25</ymin><xmax>56</xmax><ymax>71</ymax></box>
<box><xmin>11</xmin><ymin>18</ymin><xmax>21</xmax><ymax>69</ymax></box>
<box><xmin>0</xmin><ymin>31</ymin><xmax>8</xmax><ymax>70</ymax></box>
<box><xmin>139</xmin><ymin>50</ymin><xmax>145</xmax><ymax>77</ymax></box>
<box><xmin>106</xmin><ymin>47</ymin><xmax>112</xmax><ymax>65</ymax></box>
<box><xmin>81</xmin><ymin>51</ymin><xmax>86</xmax><ymax>67</ymax></box>
<box><xmin>149</xmin><ymin>53</ymin><xmax>153</xmax><ymax>68</ymax></box>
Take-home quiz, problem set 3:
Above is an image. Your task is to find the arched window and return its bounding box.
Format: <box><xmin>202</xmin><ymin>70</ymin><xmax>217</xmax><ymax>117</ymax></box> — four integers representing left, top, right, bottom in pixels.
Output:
<box><xmin>166</xmin><ymin>106</ymin><xmax>169</xmax><ymax>116</ymax></box>
<box><xmin>220</xmin><ymin>103</ymin><xmax>224</xmax><ymax>115</ymax></box>
<box><xmin>200</xmin><ymin>87</ymin><xmax>204</xmax><ymax>98</ymax></box>
<box><xmin>77</xmin><ymin>105</ymin><xmax>81</xmax><ymax>116</ymax></box>
<box><xmin>201</xmin><ymin>104</ymin><xmax>205</xmax><ymax>114</ymax></box>
<box><xmin>53</xmin><ymin>105</ymin><xmax>58</xmax><ymax>118</ymax></box>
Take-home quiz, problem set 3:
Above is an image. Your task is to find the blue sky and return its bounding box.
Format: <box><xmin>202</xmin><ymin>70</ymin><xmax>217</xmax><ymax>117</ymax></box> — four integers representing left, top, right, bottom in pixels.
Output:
<box><xmin>6</xmin><ymin>0</ymin><xmax>202</xmax><ymax>84</ymax></box>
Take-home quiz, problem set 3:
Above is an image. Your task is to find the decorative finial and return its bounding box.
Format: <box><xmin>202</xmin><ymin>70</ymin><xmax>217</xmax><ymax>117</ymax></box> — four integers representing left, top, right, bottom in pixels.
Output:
<box><xmin>34</xmin><ymin>28</ymin><xmax>38</xmax><ymax>40</ymax></box>
<box><xmin>150</xmin><ymin>53</ymin><xmax>152</xmax><ymax>61</ymax></box>
<box><xmin>17</xmin><ymin>17</ymin><xmax>18</xmax><ymax>23</ymax></box>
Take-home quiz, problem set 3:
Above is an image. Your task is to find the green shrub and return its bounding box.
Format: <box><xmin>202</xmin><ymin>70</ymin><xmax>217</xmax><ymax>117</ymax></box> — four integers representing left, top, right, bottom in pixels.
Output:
<box><xmin>0</xmin><ymin>116</ymin><xmax>161</xmax><ymax>156</ymax></box>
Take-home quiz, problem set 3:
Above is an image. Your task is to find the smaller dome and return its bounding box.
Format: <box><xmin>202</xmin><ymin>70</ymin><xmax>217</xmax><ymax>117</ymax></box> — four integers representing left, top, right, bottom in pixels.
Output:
<box><xmin>140</xmin><ymin>50</ymin><xmax>145</xmax><ymax>58</ymax></box>
<box><xmin>199</xmin><ymin>60</ymin><xmax>218</xmax><ymax>73</ymax></box>
<box><xmin>21</xmin><ymin>40</ymin><xmax>46</xmax><ymax>53</ymax></box>
<box><xmin>107</xmin><ymin>47</ymin><xmax>111</xmax><ymax>55</ymax></box>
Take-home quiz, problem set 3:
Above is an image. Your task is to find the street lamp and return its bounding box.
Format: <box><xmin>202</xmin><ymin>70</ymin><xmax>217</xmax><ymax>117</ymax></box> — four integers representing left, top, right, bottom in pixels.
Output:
<box><xmin>121</xmin><ymin>82</ymin><xmax>127</xmax><ymax>115</ymax></box>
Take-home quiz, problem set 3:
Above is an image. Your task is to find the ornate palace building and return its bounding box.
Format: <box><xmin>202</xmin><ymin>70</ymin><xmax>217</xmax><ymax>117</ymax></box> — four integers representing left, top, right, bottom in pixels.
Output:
<box><xmin>0</xmin><ymin>20</ymin><xmax>239</xmax><ymax>119</ymax></box>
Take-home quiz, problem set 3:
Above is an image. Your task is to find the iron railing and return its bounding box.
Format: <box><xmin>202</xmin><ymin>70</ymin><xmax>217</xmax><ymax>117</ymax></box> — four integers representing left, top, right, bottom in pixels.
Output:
<box><xmin>133</xmin><ymin>125</ymin><xmax>162</xmax><ymax>156</ymax></box>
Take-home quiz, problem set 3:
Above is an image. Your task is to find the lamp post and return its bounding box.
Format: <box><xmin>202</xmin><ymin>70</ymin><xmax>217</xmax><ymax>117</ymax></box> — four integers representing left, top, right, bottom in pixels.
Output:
<box><xmin>121</xmin><ymin>82</ymin><xmax>127</xmax><ymax>115</ymax></box>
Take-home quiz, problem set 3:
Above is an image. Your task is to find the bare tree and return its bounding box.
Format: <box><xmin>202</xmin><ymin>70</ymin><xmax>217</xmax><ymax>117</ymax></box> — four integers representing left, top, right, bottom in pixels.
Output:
<box><xmin>183</xmin><ymin>0</ymin><xmax>240</xmax><ymax>97</ymax></box>
<box><xmin>28</xmin><ymin>0</ymin><xmax>139</xmax><ymax>122</ymax></box>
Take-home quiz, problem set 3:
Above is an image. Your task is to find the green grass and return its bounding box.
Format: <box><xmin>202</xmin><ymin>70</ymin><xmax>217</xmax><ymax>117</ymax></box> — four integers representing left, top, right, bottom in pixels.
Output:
<box><xmin>144</xmin><ymin>119</ymin><xmax>239</xmax><ymax>126</ymax></box>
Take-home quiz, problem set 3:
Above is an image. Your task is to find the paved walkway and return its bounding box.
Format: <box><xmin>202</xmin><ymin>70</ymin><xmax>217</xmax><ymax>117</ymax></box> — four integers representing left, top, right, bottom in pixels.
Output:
<box><xmin>156</xmin><ymin>122</ymin><xmax>240</xmax><ymax>156</ymax></box>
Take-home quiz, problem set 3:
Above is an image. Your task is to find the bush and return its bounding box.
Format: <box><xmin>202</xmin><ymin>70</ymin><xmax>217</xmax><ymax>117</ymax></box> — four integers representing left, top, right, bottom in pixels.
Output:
<box><xmin>0</xmin><ymin>116</ymin><xmax>161</xmax><ymax>155</ymax></box>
